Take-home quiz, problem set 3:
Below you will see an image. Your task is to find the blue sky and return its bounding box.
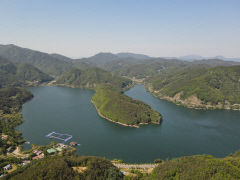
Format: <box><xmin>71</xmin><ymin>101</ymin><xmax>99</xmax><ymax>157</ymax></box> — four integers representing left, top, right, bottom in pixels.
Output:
<box><xmin>0</xmin><ymin>0</ymin><xmax>239</xmax><ymax>57</ymax></box>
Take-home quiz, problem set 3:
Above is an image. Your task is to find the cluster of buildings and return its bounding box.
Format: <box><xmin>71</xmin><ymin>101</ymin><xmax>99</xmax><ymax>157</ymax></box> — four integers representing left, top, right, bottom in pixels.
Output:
<box><xmin>46</xmin><ymin>143</ymin><xmax>68</xmax><ymax>154</ymax></box>
<box><xmin>32</xmin><ymin>150</ymin><xmax>44</xmax><ymax>160</ymax></box>
<box><xmin>1</xmin><ymin>142</ymin><xmax>76</xmax><ymax>177</ymax></box>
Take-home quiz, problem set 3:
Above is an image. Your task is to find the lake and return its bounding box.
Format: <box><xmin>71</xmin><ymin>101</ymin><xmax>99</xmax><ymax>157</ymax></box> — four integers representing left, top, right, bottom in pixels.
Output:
<box><xmin>18</xmin><ymin>85</ymin><xmax>240</xmax><ymax>163</ymax></box>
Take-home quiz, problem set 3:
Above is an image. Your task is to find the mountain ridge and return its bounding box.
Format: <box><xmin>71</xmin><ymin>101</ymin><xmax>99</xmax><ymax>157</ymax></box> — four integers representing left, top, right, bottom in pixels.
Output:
<box><xmin>0</xmin><ymin>44</ymin><xmax>72</xmax><ymax>76</ymax></box>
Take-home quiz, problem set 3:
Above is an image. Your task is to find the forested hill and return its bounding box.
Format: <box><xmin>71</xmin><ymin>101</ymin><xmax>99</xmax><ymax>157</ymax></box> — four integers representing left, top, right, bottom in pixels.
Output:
<box><xmin>0</xmin><ymin>87</ymin><xmax>33</xmax><ymax>114</ymax></box>
<box><xmin>75</xmin><ymin>52</ymin><xmax>150</xmax><ymax>66</ymax></box>
<box><xmin>4</xmin><ymin>156</ymin><xmax>123</xmax><ymax>180</ymax></box>
<box><xmin>0</xmin><ymin>57</ymin><xmax>53</xmax><ymax>88</ymax></box>
<box><xmin>56</xmin><ymin>67</ymin><xmax>132</xmax><ymax>89</ymax></box>
<box><xmin>92</xmin><ymin>85</ymin><xmax>162</xmax><ymax>127</ymax></box>
<box><xmin>0</xmin><ymin>87</ymin><xmax>33</xmax><ymax>154</ymax></box>
<box><xmin>149</xmin><ymin>150</ymin><xmax>240</xmax><ymax>179</ymax></box>
<box><xmin>2</xmin><ymin>44</ymin><xmax>240</xmax><ymax>79</ymax></box>
<box><xmin>0</xmin><ymin>44</ymin><xmax>71</xmax><ymax>76</ymax></box>
<box><xmin>104</xmin><ymin>58</ymin><xmax>188</xmax><ymax>79</ymax></box>
<box><xmin>148</xmin><ymin>66</ymin><xmax>240</xmax><ymax>110</ymax></box>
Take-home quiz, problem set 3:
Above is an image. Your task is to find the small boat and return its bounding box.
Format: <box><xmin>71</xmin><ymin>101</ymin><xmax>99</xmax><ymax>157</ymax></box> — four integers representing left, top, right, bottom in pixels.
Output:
<box><xmin>70</xmin><ymin>142</ymin><xmax>78</xmax><ymax>146</ymax></box>
<box><xmin>25</xmin><ymin>141</ymin><xmax>30</xmax><ymax>144</ymax></box>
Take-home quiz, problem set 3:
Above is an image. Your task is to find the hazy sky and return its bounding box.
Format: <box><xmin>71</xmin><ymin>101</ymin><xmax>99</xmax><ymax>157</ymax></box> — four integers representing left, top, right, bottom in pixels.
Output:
<box><xmin>0</xmin><ymin>0</ymin><xmax>239</xmax><ymax>58</ymax></box>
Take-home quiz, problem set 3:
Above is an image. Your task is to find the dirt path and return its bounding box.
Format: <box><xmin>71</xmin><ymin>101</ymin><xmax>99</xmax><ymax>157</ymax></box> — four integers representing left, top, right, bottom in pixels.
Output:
<box><xmin>11</xmin><ymin>146</ymin><xmax>29</xmax><ymax>158</ymax></box>
<box><xmin>12</xmin><ymin>146</ymin><xmax>21</xmax><ymax>156</ymax></box>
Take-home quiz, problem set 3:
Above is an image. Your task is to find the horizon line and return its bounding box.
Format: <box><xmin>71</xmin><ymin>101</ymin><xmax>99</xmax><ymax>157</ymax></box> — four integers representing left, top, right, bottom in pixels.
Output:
<box><xmin>1</xmin><ymin>43</ymin><xmax>240</xmax><ymax>60</ymax></box>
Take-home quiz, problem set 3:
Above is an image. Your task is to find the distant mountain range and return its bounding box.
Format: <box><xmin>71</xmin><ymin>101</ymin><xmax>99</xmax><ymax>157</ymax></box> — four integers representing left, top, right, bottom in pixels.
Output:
<box><xmin>116</xmin><ymin>52</ymin><xmax>151</xmax><ymax>60</ymax></box>
<box><xmin>178</xmin><ymin>54</ymin><xmax>240</xmax><ymax>62</ymax></box>
<box><xmin>0</xmin><ymin>44</ymin><xmax>240</xmax><ymax>80</ymax></box>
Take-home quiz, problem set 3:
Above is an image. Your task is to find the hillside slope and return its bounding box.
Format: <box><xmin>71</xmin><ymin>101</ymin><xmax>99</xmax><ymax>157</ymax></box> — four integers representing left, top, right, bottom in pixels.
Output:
<box><xmin>0</xmin><ymin>87</ymin><xmax>33</xmax><ymax>154</ymax></box>
<box><xmin>56</xmin><ymin>67</ymin><xmax>132</xmax><ymax>89</ymax></box>
<box><xmin>0</xmin><ymin>57</ymin><xmax>53</xmax><ymax>87</ymax></box>
<box><xmin>5</xmin><ymin>156</ymin><xmax>123</xmax><ymax>180</ymax></box>
<box><xmin>149</xmin><ymin>152</ymin><xmax>240</xmax><ymax>180</ymax></box>
<box><xmin>148</xmin><ymin>66</ymin><xmax>240</xmax><ymax>110</ymax></box>
<box><xmin>0</xmin><ymin>44</ymin><xmax>71</xmax><ymax>76</ymax></box>
<box><xmin>5</xmin><ymin>150</ymin><xmax>240</xmax><ymax>180</ymax></box>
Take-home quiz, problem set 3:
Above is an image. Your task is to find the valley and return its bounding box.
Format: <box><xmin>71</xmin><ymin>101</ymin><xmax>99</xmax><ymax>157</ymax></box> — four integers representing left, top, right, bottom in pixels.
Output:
<box><xmin>1</xmin><ymin>44</ymin><xmax>240</xmax><ymax>179</ymax></box>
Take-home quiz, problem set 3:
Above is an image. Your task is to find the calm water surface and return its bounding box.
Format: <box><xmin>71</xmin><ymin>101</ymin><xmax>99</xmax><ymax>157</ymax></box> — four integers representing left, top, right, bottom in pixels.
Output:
<box><xmin>18</xmin><ymin>85</ymin><xmax>240</xmax><ymax>163</ymax></box>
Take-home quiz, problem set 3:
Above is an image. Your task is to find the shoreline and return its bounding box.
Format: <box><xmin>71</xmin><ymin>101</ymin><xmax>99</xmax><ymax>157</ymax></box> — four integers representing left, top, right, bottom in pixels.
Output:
<box><xmin>45</xmin><ymin>81</ymin><xmax>155</xmax><ymax>128</ymax></box>
<box><xmin>43</xmin><ymin>81</ymin><xmax>240</xmax><ymax>111</ymax></box>
<box><xmin>91</xmin><ymin>99</ymin><xmax>140</xmax><ymax>128</ymax></box>
<box><xmin>146</xmin><ymin>86</ymin><xmax>240</xmax><ymax>111</ymax></box>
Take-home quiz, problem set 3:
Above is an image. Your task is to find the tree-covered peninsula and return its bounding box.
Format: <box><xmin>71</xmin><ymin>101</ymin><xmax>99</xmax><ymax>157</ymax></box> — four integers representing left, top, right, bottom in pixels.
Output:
<box><xmin>92</xmin><ymin>85</ymin><xmax>162</xmax><ymax>127</ymax></box>
<box><xmin>147</xmin><ymin>66</ymin><xmax>240</xmax><ymax>110</ymax></box>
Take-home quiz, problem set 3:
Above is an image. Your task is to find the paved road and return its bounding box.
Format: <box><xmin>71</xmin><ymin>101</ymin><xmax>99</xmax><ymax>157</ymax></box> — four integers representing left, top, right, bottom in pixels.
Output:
<box><xmin>113</xmin><ymin>163</ymin><xmax>158</xmax><ymax>169</ymax></box>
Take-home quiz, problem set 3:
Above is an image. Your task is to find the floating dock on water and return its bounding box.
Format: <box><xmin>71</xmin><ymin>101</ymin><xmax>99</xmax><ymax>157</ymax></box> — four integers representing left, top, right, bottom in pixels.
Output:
<box><xmin>45</xmin><ymin>131</ymin><xmax>73</xmax><ymax>142</ymax></box>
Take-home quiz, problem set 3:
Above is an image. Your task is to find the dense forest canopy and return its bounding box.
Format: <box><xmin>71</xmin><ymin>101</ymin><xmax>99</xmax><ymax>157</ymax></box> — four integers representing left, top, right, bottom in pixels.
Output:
<box><xmin>5</xmin><ymin>151</ymin><xmax>240</xmax><ymax>180</ymax></box>
<box><xmin>5</xmin><ymin>156</ymin><xmax>123</xmax><ymax>180</ymax></box>
<box><xmin>0</xmin><ymin>87</ymin><xmax>33</xmax><ymax>154</ymax></box>
<box><xmin>0</xmin><ymin>87</ymin><xmax>33</xmax><ymax>113</ymax></box>
<box><xmin>149</xmin><ymin>66</ymin><xmax>240</xmax><ymax>107</ymax></box>
<box><xmin>92</xmin><ymin>85</ymin><xmax>162</xmax><ymax>126</ymax></box>
<box><xmin>0</xmin><ymin>57</ymin><xmax>53</xmax><ymax>88</ymax></box>
<box><xmin>0</xmin><ymin>45</ymin><xmax>72</xmax><ymax>76</ymax></box>
<box><xmin>56</xmin><ymin>67</ymin><xmax>132</xmax><ymax>89</ymax></box>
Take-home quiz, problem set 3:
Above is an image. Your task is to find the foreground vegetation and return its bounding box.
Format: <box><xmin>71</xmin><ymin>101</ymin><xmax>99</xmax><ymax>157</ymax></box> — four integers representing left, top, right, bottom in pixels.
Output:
<box><xmin>4</xmin><ymin>150</ymin><xmax>240</xmax><ymax>180</ymax></box>
<box><xmin>148</xmin><ymin>66</ymin><xmax>240</xmax><ymax>110</ymax></box>
<box><xmin>149</xmin><ymin>151</ymin><xmax>240</xmax><ymax>180</ymax></box>
<box><xmin>92</xmin><ymin>85</ymin><xmax>162</xmax><ymax>127</ymax></box>
<box><xmin>3</xmin><ymin>156</ymin><xmax>123</xmax><ymax>180</ymax></box>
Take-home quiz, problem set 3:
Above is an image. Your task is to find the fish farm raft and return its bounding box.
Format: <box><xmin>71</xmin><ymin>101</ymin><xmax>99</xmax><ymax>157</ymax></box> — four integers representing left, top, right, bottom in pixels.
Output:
<box><xmin>45</xmin><ymin>132</ymin><xmax>73</xmax><ymax>142</ymax></box>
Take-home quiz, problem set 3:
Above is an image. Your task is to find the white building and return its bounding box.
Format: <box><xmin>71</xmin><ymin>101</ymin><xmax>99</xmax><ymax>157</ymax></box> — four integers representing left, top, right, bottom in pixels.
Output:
<box><xmin>3</xmin><ymin>164</ymin><xmax>12</xmax><ymax>171</ymax></box>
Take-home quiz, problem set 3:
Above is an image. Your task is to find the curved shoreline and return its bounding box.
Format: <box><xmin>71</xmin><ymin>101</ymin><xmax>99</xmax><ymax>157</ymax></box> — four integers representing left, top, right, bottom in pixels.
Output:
<box><xmin>147</xmin><ymin>86</ymin><xmax>240</xmax><ymax>111</ymax></box>
<box><xmin>91</xmin><ymin>99</ymin><xmax>140</xmax><ymax>128</ymax></box>
<box><xmin>50</xmin><ymin>83</ymin><xmax>158</xmax><ymax>128</ymax></box>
